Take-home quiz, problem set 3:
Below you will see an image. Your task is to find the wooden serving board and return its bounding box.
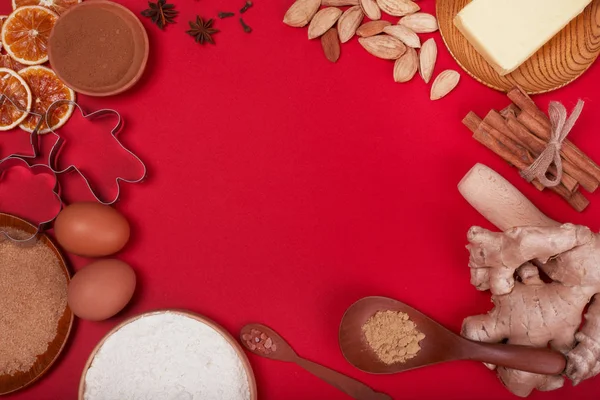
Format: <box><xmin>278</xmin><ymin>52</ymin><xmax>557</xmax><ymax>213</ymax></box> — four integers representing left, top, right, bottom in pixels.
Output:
<box><xmin>0</xmin><ymin>214</ymin><xmax>73</xmax><ymax>395</ymax></box>
<box><xmin>437</xmin><ymin>0</ymin><xmax>600</xmax><ymax>94</ymax></box>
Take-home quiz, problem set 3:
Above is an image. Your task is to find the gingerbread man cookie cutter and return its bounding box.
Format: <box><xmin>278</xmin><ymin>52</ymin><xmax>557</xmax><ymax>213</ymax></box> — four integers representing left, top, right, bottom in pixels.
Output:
<box><xmin>45</xmin><ymin>100</ymin><xmax>147</xmax><ymax>205</ymax></box>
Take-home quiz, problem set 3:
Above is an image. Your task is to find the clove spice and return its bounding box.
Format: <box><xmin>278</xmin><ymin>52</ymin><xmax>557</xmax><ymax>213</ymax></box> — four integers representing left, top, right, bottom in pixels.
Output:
<box><xmin>218</xmin><ymin>12</ymin><xmax>235</xmax><ymax>19</ymax></box>
<box><xmin>240</xmin><ymin>18</ymin><xmax>252</xmax><ymax>33</ymax></box>
<box><xmin>240</xmin><ymin>1</ymin><xmax>253</xmax><ymax>14</ymax></box>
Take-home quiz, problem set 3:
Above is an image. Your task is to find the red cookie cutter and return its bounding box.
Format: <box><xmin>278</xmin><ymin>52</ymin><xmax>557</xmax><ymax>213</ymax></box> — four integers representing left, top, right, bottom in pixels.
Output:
<box><xmin>0</xmin><ymin>157</ymin><xmax>62</xmax><ymax>243</ymax></box>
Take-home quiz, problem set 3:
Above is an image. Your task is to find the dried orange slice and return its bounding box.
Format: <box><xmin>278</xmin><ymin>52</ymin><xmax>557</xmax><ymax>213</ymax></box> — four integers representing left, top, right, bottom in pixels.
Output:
<box><xmin>13</xmin><ymin>0</ymin><xmax>81</xmax><ymax>15</ymax></box>
<box><xmin>0</xmin><ymin>17</ymin><xmax>26</xmax><ymax>71</ymax></box>
<box><xmin>18</xmin><ymin>66</ymin><xmax>75</xmax><ymax>133</ymax></box>
<box><xmin>0</xmin><ymin>16</ymin><xmax>6</xmax><ymax>52</ymax></box>
<box><xmin>0</xmin><ymin>67</ymin><xmax>32</xmax><ymax>131</ymax></box>
<box><xmin>0</xmin><ymin>54</ymin><xmax>27</xmax><ymax>71</ymax></box>
<box><xmin>1</xmin><ymin>6</ymin><xmax>58</xmax><ymax>65</ymax></box>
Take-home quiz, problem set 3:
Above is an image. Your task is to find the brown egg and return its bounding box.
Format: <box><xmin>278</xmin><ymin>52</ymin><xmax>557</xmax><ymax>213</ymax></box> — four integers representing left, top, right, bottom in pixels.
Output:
<box><xmin>54</xmin><ymin>202</ymin><xmax>130</xmax><ymax>257</ymax></box>
<box><xmin>68</xmin><ymin>259</ymin><xmax>136</xmax><ymax>321</ymax></box>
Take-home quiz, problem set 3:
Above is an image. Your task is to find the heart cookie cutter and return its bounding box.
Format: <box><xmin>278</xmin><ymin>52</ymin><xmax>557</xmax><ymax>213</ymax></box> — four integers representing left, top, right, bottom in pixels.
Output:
<box><xmin>0</xmin><ymin>94</ymin><xmax>44</xmax><ymax>159</ymax></box>
<box><xmin>45</xmin><ymin>100</ymin><xmax>147</xmax><ymax>205</ymax></box>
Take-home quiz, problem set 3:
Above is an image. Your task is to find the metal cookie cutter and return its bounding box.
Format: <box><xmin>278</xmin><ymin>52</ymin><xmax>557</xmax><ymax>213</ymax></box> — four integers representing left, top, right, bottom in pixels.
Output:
<box><xmin>0</xmin><ymin>157</ymin><xmax>62</xmax><ymax>243</ymax></box>
<box><xmin>45</xmin><ymin>100</ymin><xmax>147</xmax><ymax>205</ymax></box>
<box><xmin>0</xmin><ymin>94</ymin><xmax>58</xmax><ymax>243</ymax></box>
<box><xmin>0</xmin><ymin>93</ymin><xmax>44</xmax><ymax>160</ymax></box>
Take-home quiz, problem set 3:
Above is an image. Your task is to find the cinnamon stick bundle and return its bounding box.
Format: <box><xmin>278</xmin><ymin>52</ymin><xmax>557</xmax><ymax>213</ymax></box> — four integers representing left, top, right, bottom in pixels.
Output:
<box><xmin>463</xmin><ymin>112</ymin><xmax>588</xmax><ymax>211</ymax></box>
<box><xmin>463</xmin><ymin>87</ymin><xmax>599</xmax><ymax>212</ymax></box>
<box><xmin>508</xmin><ymin>87</ymin><xmax>600</xmax><ymax>183</ymax></box>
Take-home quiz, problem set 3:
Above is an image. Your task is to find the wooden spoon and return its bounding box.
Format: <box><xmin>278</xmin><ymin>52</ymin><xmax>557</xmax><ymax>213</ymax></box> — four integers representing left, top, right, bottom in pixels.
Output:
<box><xmin>339</xmin><ymin>297</ymin><xmax>567</xmax><ymax>375</ymax></box>
<box><xmin>240</xmin><ymin>323</ymin><xmax>391</xmax><ymax>400</ymax></box>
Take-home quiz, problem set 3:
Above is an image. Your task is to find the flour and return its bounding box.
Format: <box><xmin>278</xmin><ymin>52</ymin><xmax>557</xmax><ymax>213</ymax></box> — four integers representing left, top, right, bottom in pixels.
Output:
<box><xmin>84</xmin><ymin>312</ymin><xmax>251</xmax><ymax>400</ymax></box>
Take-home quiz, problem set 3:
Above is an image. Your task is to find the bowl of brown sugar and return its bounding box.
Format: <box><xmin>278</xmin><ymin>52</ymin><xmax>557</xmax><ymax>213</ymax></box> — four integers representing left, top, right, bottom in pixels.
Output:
<box><xmin>48</xmin><ymin>0</ymin><xmax>149</xmax><ymax>96</ymax></box>
<box><xmin>0</xmin><ymin>213</ymin><xmax>73</xmax><ymax>395</ymax></box>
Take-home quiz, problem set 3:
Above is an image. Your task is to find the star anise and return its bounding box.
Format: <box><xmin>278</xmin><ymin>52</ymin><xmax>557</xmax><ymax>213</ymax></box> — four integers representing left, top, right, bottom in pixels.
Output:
<box><xmin>186</xmin><ymin>17</ymin><xmax>219</xmax><ymax>45</ymax></box>
<box><xmin>141</xmin><ymin>0</ymin><xmax>178</xmax><ymax>30</ymax></box>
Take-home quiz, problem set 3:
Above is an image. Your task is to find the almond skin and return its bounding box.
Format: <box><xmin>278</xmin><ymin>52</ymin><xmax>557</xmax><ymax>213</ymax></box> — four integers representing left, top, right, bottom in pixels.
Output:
<box><xmin>376</xmin><ymin>0</ymin><xmax>419</xmax><ymax>17</ymax></box>
<box><xmin>322</xmin><ymin>0</ymin><xmax>359</xmax><ymax>5</ymax></box>
<box><xmin>321</xmin><ymin>27</ymin><xmax>341</xmax><ymax>62</ymax></box>
<box><xmin>356</xmin><ymin>20</ymin><xmax>391</xmax><ymax>37</ymax></box>
<box><xmin>360</xmin><ymin>0</ymin><xmax>381</xmax><ymax>20</ymax></box>
<box><xmin>358</xmin><ymin>35</ymin><xmax>406</xmax><ymax>60</ymax></box>
<box><xmin>283</xmin><ymin>0</ymin><xmax>321</xmax><ymax>27</ymax></box>
<box><xmin>431</xmin><ymin>70</ymin><xmax>461</xmax><ymax>100</ymax></box>
<box><xmin>398</xmin><ymin>12</ymin><xmax>439</xmax><ymax>33</ymax></box>
<box><xmin>393</xmin><ymin>47</ymin><xmax>418</xmax><ymax>82</ymax></box>
<box><xmin>419</xmin><ymin>38</ymin><xmax>437</xmax><ymax>84</ymax></box>
<box><xmin>383</xmin><ymin>25</ymin><xmax>420</xmax><ymax>48</ymax></box>
<box><xmin>308</xmin><ymin>8</ymin><xmax>343</xmax><ymax>39</ymax></box>
<box><xmin>338</xmin><ymin>6</ymin><xmax>364</xmax><ymax>43</ymax></box>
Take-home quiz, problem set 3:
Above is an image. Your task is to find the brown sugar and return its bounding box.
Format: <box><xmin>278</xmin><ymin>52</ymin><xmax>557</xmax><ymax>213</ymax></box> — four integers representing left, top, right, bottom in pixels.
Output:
<box><xmin>49</xmin><ymin>6</ymin><xmax>135</xmax><ymax>90</ymax></box>
<box><xmin>362</xmin><ymin>311</ymin><xmax>426</xmax><ymax>365</ymax></box>
<box><xmin>0</xmin><ymin>229</ymin><xmax>68</xmax><ymax>375</ymax></box>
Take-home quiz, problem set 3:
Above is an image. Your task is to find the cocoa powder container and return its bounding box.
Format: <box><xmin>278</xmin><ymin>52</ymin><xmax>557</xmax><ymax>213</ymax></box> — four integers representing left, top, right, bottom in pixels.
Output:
<box><xmin>48</xmin><ymin>0</ymin><xmax>149</xmax><ymax>96</ymax></box>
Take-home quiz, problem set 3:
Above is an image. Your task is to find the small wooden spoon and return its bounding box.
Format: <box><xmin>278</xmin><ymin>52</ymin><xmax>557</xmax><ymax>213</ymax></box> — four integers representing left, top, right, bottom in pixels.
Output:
<box><xmin>240</xmin><ymin>323</ymin><xmax>391</xmax><ymax>400</ymax></box>
<box><xmin>339</xmin><ymin>297</ymin><xmax>567</xmax><ymax>375</ymax></box>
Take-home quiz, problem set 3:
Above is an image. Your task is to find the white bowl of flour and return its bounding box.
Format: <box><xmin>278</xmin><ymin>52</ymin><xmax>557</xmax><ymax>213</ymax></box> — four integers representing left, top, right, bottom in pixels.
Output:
<box><xmin>79</xmin><ymin>310</ymin><xmax>257</xmax><ymax>400</ymax></box>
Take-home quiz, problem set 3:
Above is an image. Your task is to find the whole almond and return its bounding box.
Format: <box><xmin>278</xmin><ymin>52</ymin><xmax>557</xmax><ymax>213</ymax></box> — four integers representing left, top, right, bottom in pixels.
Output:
<box><xmin>338</xmin><ymin>6</ymin><xmax>364</xmax><ymax>43</ymax></box>
<box><xmin>356</xmin><ymin>20</ymin><xmax>391</xmax><ymax>37</ymax></box>
<box><xmin>399</xmin><ymin>12</ymin><xmax>438</xmax><ymax>33</ymax></box>
<box><xmin>308</xmin><ymin>8</ymin><xmax>343</xmax><ymax>39</ymax></box>
<box><xmin>393</xmin><ymin>47</ymin><xmax>418</xmax><ymax>82</ymax></box>
<box><xmin>419</xmin><ymin>38</ymin><xmax>437</xmax><ymax>83</ymax></box>
<box><xmin>321</xmin><ymin>28</ymin><xmax>341</xmax><ymax>62</ymax></box>
<box><xmin>360</xmin><ymin>0</ymin><xmax>381</xmax><ymax>20</ymax></box>
<box><xmin>284</xmin><ymin>0</ymin><xmax>321</xmax><ymax>27</ymax></box>
<box><xmin>383</xmin><ymin>25</ymin><xmax>420</xmax><ymax>48</ymax></box>
<box><xmin>376</xmin><ymin>0</ymin><xmax>419</xmax><ymax>17</ymax></box>
<box><xmin>322</xmin><ymin>0</ymin><xmax>359</xmax><ymax>5</ymax></box>
<box><xmin>431</xmin><ymin>70</ymin><xmax>460</xmax><ymax>100</ymax></box>
<box><xmin>358</xmin><ymin>35</ymin><xmax>406</xmax><ymax>60</ymax></box>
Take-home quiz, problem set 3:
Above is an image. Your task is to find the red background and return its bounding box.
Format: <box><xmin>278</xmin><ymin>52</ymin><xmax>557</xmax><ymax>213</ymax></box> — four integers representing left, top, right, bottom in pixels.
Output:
<box><xmin>3</xmin><ymin>0</ymin><xmax>600</xmax><ymax>399</ymax></box>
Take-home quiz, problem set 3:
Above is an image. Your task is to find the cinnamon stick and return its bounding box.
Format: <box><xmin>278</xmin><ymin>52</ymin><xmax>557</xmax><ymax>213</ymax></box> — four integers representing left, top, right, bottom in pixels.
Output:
<box><xmin>504</xmin><ymin>113</ymin><xmax>599</xmax><ymax>192</ymax></box>
<box><xmin>507</xmin><ymin>87</ymin><xmax>551</xmax><ymax>130</ymax></box>
<box><xmin>567</xmin><ymin>191</ymin><xmax>590</xmax><ymax>213</ymax></box>
<box><xmin>463</xmin><ymin>112</ymin><xmax>587</xmax><ymax>210</ymax></box>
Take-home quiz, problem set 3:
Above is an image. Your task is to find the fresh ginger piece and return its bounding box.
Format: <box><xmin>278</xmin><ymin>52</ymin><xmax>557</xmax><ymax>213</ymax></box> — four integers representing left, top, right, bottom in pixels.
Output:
<box><xmin>463</xmin><ymin>223</ymin><xmax>600</xmax><ymax>397</ymax></box>
<box><xmin>567</xmin><ymin>294</ymin><xmax>600</xmax><ymax>384</ymax></box>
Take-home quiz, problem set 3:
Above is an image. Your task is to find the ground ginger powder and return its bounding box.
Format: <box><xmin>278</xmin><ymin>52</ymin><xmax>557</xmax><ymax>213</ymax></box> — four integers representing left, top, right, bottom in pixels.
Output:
<box><xmin>362</xmin><ymin>311</ymin><xmax>426</xmax><ymax>365</ymax></box>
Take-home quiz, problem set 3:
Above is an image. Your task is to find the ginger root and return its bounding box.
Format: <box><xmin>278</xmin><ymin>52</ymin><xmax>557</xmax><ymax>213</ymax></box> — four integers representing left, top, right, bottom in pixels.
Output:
<box><xmin>463</xmin><ymin>223</ymin><xmax>600</xmax><ymax>397</ymax></box>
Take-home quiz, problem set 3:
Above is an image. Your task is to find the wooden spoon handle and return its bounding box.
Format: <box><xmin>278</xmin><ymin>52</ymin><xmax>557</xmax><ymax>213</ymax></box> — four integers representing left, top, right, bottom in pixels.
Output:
<box><xmin>458</xmin><ymin>163</ymin><xmax>560</xmax><ymax>230</ymax></box>
<box><xmin>295</xmin><ymin>357</ymin><xmax>392</xmax><ymax>400</ymax></box>
<box><xmin>465</xmin><ymin>341</ymin><xmax>566</xmax><ymax>375</ymax></box>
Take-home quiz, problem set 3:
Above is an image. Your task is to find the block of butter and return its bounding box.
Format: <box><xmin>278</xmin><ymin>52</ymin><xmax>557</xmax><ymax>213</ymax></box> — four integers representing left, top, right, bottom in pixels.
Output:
<box><xmin>454</xmin><ymin>0</ymin><xmax>592</xmax><ymax>76</ymax></box>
